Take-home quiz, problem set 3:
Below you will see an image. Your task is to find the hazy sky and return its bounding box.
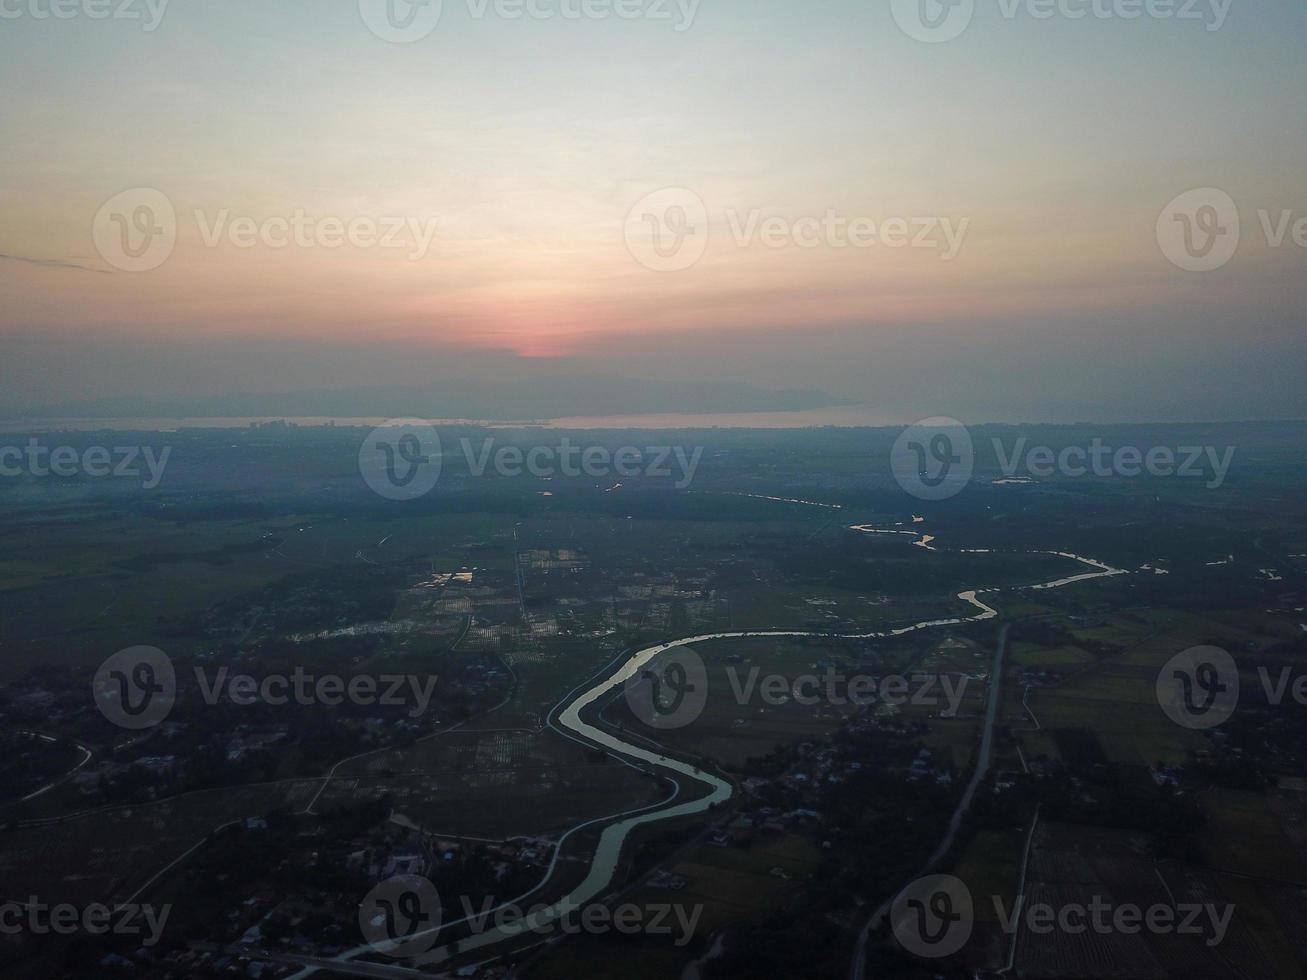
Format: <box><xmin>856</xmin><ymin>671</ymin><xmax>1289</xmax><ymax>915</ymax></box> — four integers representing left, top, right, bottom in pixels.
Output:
<box><xmin>2</xmin><ymin>0</ymin><xmax>1305</xmax><ymax>421</ymax></box>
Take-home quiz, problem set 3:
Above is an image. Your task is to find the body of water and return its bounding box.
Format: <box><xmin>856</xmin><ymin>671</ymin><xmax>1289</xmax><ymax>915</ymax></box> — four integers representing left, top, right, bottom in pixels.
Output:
<box><xmin>0</xmin><ymin>406</ymin><xmax>900</xmax><ymax>433</ymax></box>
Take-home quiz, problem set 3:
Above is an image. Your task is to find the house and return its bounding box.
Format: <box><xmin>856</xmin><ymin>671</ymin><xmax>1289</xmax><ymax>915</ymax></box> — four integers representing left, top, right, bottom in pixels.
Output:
<box><xmin>382</xmin><ymin>853</ymin><xmax>429</xmax><ymax>878</ymax></box>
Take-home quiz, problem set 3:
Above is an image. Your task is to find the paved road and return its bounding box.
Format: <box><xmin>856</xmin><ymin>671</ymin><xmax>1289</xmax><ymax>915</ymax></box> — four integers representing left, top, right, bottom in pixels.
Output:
<box><xmin>11</xmin><ymin>731</ymin><xmax>93</xmax><ymax>804</ymax></box>
<box><xmin>849</xmin><ymin>622</ymin><xmax>1010</xmax><ymax>980</ymax></box>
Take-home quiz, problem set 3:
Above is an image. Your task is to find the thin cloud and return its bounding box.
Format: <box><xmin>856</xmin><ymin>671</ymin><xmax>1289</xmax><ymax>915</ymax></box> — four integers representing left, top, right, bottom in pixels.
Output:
<box><xmin>0</xmin><ymin>253</ymin><xmax>112</xmax><ymax>274</ymax></box>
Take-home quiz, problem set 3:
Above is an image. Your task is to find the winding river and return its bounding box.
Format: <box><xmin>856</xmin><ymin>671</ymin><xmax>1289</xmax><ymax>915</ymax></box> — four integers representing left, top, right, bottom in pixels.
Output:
<box><xmin>292</xmin><ymin>525</ymin><xmax>1128</xmax><ymax>977</ymax></box>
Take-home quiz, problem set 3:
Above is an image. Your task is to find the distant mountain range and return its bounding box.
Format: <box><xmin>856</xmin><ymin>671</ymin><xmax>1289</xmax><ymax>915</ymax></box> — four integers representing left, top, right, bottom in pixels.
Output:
<box><xmin>20</xmin><ymin>375</ymin><xmax>849</xmax><ymax>421</ymax></box>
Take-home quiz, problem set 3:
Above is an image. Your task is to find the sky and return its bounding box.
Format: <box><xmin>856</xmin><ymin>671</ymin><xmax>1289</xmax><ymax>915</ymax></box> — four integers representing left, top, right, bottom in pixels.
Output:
<box><xmin>1</xmin><ymin>0</ymin><xmax>1305</xmax><ymax>422</ymax></box>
